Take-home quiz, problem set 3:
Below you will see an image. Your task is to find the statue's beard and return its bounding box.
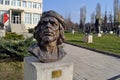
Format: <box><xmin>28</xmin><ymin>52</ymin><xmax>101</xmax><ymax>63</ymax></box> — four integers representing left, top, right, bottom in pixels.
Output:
<box><xmin>40</xmin><ymin>29</ymin><xmax>59</xmax><ymax>43</ymax></box>
<box><xmin>42</xmin><ymin>36</ymin><xmax>57</xmax><ymax>42</ymax></box>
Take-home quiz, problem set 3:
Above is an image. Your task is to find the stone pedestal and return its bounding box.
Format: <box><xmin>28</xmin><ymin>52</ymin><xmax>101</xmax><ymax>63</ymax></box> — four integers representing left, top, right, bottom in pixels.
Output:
<box><xmin>72</xmin><ymin>30</ymin><xmax>75</xmax><ymax>34</ymax></box>
<box><xmin>109</xmin><ymin>31</ymin><xmax>113</xmax><ymax>34</ymax></box>
<box><xmin>97</xmin><ymin>33</ymin><xmax>101</xmax><ymax>37</ymax></box>
<box><xmin>24</xmin><ymin>56</ymin><xmax>73</xmax><ymax>80</ymax></box>
<box><xmin>100</xmin><ymin>31</ymin><xmax>103</xmax><ymax>34</ymax></box>
<box><xmin>83</xmin><ymin>35</ymin><xmax>93</xmax><ymax>43</ymax></box>
<box><xmin>0</xmin><ymin>30</ymin><xmax>5</xmax><ymax>37</ymax></box>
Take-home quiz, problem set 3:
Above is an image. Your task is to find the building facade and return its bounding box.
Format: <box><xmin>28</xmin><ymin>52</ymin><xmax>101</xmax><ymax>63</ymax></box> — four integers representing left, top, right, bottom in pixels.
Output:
<box><xmin>0</xmin><ymin>0</ymin><xmax>42</xmax><ymax>33</ymax></box>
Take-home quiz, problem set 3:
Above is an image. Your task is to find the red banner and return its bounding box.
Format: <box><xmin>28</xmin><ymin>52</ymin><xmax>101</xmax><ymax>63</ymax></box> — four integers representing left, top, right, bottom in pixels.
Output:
<box><xmin>3</xmin><ymin>13</ymin><xmax>9</xmax><ymax>23</ymax></box>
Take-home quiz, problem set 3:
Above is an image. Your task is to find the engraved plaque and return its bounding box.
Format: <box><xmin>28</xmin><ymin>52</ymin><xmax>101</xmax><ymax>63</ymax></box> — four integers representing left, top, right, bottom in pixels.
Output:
<box><xmin>52</xmin><ymin>70</ymin><xmax>62</xmax><ymax>78</ymax></box>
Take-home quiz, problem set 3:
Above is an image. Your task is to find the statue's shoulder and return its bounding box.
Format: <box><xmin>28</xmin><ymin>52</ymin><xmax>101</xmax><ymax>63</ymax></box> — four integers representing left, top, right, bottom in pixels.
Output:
<box><xmin>29</xmin><ymin>44</ymin><xmax>39</xmax><ymax>51</ymax></box>
<box><xmin>28</xmin><ymin>44</ymin><xmax>41</xmax><ymax>57</ymax></box>
<box><xmin>58</xmin><ymin>46</ymin><xmax>67</xmax><ymax>59</ymax></box>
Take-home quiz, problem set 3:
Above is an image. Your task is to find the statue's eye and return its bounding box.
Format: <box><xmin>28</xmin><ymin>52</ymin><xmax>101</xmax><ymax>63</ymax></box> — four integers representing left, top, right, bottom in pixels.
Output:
<box><xmin>50</xmin><ymin>21</ymin><xmax>55</xmax><ymax>24</ymax></box>
<box><xmin>41</xmin><ymin>21</ymin><xmax>47</xmax><ymax>25</ymax></box>
<box><xmin>50</xmin><ymin>21</ymin><xmax>58</xmax><ymax>26</ymax></box>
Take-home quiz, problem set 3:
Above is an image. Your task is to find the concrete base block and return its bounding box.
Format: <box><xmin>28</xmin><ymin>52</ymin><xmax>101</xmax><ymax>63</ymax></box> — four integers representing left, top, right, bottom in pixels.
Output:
<box><xmin>109</xmin><ymin>31</ymin><xmax>113</xmax><ymax>34</ymax></box>
<box><xmin>0</xmin><ymin>30</ymin><xmax>5</xmax><ymax>37</ymax></box>
<box><xmin>24</xmin><ymin>56</ymin><xmax>73</xmax><ymax>80</ymax></box>
<box><xmin>97</xmin><ymin>33</ymin><xmax>102</xmax><ymax>37</ymax></box>
<box><xmin>100</xmin><ymin>31</ymin><xmax>103</xmax><ymax>34</ymax></box>
<box><xmin>118</xmin><ymin>34</ymin><xmax>120</xmax><ymax>37</ymax></box>
<box><xmin>83</xmin><ymin>35</ymin><xmax>93</xmax><ymax>43</ymax></box>
<box><xmin>72</xmin><ymin>30</ymin><xmax>75</xmax><ymax>34</ymax></box>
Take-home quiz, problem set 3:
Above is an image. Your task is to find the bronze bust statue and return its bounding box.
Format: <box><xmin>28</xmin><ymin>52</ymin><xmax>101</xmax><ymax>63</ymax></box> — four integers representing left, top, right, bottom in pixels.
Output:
<box><xmin>29</xmin><ymin>10</ymin><xmax>66</xmax><ymax>63</ymax></box>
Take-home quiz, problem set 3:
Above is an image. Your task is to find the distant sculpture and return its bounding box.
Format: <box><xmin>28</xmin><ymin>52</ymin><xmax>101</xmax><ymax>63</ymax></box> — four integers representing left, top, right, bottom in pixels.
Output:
<box><xmin>29</xmin><ymin>10</ymin><xmax>66</xmax><ymax>63</ymax></box>
<box><xmin>0</xmin><ymin>22</ymin><xmax>4</xmax><ymax>30</ymax></box>
<box><xmin>95</xmin><ymin>19</ymin><xmax>100</xmax><ymax>34</ymax></box>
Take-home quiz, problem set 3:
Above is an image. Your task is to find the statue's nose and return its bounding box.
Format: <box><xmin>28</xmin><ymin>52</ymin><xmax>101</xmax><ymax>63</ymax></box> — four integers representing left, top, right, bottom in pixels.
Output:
<box><xmin>46</xmin><ymin>22</ymin><xmax>51</xmax><ymax>28</ymax></box>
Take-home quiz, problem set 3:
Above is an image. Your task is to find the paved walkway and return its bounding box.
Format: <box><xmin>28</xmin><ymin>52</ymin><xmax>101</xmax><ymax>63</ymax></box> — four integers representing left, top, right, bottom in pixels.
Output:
<box><xmin>64</xmin><ymin>43</ymin><xmax>120</xmax><ymax>80</ymax></box>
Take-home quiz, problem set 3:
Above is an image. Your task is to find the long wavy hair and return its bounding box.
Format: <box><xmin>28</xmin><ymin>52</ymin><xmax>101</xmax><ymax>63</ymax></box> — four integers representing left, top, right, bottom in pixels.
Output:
<box><xmin>34</xmin><ymin>20</ymin><xmax>65</xmax><ymax>45</ymax></box>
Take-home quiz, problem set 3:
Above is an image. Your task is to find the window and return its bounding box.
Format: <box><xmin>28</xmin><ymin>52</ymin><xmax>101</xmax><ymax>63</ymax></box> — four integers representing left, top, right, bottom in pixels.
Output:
<box><xmin>16</xmin><ymin>0</ymin><xmax>21</xmax><ymax>6</ymax></box>
<box><xmin>28</xmin><ymin>1</ymin><xmax>32</xmax><ymax>8</ymax></box>
<box><xmin>33</xmin><ymin>2</ymin><xmax>37</xmax><ymax>8</ymax></box>
<box><xmin>0</xmin><ymin>0</ymin><xmax>3</xmax><ymax>4</ymax></box>
<box><xmin>11</xmin><ymin>0</ymin><xmax>16</xmax><ymax>6</ymax></box>
<box><xmin>37</xmin><ymin>3</ymin><xmax>41</xmax><ymax>9</ymax></box>
<box><xmin>25</xmin><ymin>13</ymin><xmax>32</xmax><ymax>24</ymax></box>
<box><xmin>22</xmin><ymin>1</ymin><xmax>26</xmax><ymax>7</ymax></box>
<box><xmin>33</xmin><ymin>13</ymin><xmax>40</xmax><ymax>24</ymax></box>
<box><xmin>5</xmin><ymin>0</ymin><xmax>10</xmax><ymax>5</ymax></box>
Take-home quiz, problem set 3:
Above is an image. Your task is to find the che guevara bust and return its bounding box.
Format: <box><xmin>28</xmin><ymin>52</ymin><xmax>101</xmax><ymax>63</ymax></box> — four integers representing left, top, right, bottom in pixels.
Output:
<box><xmin>28</xmin><ymin>10</ymin><xmax>66</xmax><ymax>63</ymax></box>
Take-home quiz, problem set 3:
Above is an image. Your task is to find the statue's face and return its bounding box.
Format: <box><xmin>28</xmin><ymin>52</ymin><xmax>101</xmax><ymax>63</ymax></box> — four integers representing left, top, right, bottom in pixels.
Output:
<box><xmin>39</xmin><ymin>17</ymin><xmax>60</xmax><ymax>42</ymax></box>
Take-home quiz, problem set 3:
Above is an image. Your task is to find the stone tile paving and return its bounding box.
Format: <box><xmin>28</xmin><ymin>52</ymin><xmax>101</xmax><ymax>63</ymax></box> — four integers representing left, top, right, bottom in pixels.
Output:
<box><xmin>64</xmin><ymin>43</ymin><xmax>120</xmax><ymax>80</ymax></box>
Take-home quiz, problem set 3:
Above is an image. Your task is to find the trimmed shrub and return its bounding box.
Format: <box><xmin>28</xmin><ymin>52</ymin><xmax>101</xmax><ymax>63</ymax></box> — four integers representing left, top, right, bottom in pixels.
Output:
<box><xmin>3</xmin><ymin>32</ymin><xmax>24</xmax><ymax>40</ymax></box>
<box><xmin>0</xmin><ymin>37</ymin><xmax>35</xmax><ymax>61</ymax></box>
<box><xmin>28</xmin><ymin>28</ymin><xmax>34</xmax><ymax>33</ymax></box>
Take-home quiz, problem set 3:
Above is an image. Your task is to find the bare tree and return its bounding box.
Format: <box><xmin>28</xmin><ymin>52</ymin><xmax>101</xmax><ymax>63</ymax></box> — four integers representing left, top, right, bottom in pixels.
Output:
<box><xmin>65</xmin><ymin>13</ymin><xmax>76</xmax><ymax>32</ymax></box>
<box><xmin>95</xmin><ymin>2</ymin><xmax>101</xmax><ymax>33</ymax></box>
<box><xmin>103</xmin><ymin>11</ymin><xmax>108</xmax><ymax>32</ymax></box>
<box><xmin>113</xmin><ymin>0</ymin><xmax>119</xmax><ymax>33</ymax></box>
<box><xmin>118</xmin><ymin>6</ymin><xmax>120</xmax><ymax>24</ymax></box>
<box><xmin>91</xmin><ymin>12</ymin><xmax>95</xmax><ymax>24</ymax></box>
<box><xmin>114</xmin><ymin>0</ymin><xmax>119</xmax><ymax>23</ymax></box>
<box><xmin>96</xmin><ymin>3</ymin><xmax>101</xmax><ymax>19</ymax></box>
<box><xmin>108</xmin><ymin>12</ymin><xmax>113</xmax><ymax>31</ymax></box>
<box><xmin>90</xmin><ymin>12</ymin><xmax>95</xmax><ymax>32</ymax></box>
<box><xmin>80</xmin><ymin>6</ymin><xmax>87</xmax><ymax>33</ymax></box>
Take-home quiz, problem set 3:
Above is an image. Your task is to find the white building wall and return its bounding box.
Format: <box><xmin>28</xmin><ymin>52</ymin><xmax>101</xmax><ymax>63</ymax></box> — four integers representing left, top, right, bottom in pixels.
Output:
<box><xmin>0</xmin><ymin>0</ymin><xmax>42</xmax><ymax>30</ymax></box>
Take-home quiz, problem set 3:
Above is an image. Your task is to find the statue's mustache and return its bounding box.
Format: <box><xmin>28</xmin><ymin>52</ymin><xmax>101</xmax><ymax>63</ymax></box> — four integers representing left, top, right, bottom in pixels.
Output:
<box><xmin>42</xmin><ymin>28</ymin><xmax>56</xmax><ymax>35</ymax></box>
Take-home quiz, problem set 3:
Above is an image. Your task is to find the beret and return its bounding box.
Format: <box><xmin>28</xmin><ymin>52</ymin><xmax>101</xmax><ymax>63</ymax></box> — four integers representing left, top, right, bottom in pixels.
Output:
<box><xmin>41</xmin><ymin>10</ymin><xmax>66</xmax><ymax>29</ymax></box>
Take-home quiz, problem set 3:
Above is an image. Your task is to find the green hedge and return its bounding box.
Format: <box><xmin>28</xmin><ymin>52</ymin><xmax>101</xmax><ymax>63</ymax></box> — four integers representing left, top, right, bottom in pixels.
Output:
<box><xmin>0</xmin><ymin>37</ymin><xmax>35</xmax><ymax>61</ymax></box>
<box><xmin>3</xmin><ymin>32</ymin><xmax>24</xmax><ymax>40</ymax></box>
<box><xmin>28</xmin><ymin>28</ymin><xmax>34</xmax><ymax>33</ymax></box>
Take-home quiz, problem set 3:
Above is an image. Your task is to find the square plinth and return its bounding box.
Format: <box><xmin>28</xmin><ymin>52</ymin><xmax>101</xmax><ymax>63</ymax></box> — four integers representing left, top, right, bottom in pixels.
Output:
<box><xmin>83</xmin><ymin>35</ymin><xmax>93</xmax><ymax>43</ymax></box>
<box><xmin>0</xmin><ymin>30</ymin><xmax>5</xmax><ymax>37</ymax></box>
<box><xmin>24</xmin><ymin>56</ymin><xmax>73</xmax><ymax>80</ymax></box>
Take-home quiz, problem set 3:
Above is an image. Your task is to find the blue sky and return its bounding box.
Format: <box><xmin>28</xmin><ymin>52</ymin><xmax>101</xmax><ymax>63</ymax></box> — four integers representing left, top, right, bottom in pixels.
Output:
<box><xmin>43</xmin><ymin>0</ymin><xmax>113</xmax><ymax>23</ymax></box>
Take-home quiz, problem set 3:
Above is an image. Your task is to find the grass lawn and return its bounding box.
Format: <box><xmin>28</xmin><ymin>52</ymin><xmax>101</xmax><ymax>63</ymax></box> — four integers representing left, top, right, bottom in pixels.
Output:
<box><xmin>0</xmin><ymin>59</ymin><xmax>23</xmax><ymax>80</ymax></box>
<box><xmin>0</xmin><ymin>32</ymin><xmax>120</xmax><ymax>80</ymax></box>
<box><xmin>65</xmin><ymin>33</ymin><xmax>120</xmax><ymax>55</ymax></box>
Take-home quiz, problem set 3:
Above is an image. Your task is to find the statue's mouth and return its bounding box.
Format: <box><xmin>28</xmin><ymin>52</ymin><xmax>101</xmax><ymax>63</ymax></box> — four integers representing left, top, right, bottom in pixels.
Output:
<box><xmin>44</xmin><ymin>32</ymin><xmax>54</xmax><ymax>36</ymax></box>
<box><xmin>43</xmin><ymin>28</ymin><xmax>55</xmax><ymax>36</ymax></box>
